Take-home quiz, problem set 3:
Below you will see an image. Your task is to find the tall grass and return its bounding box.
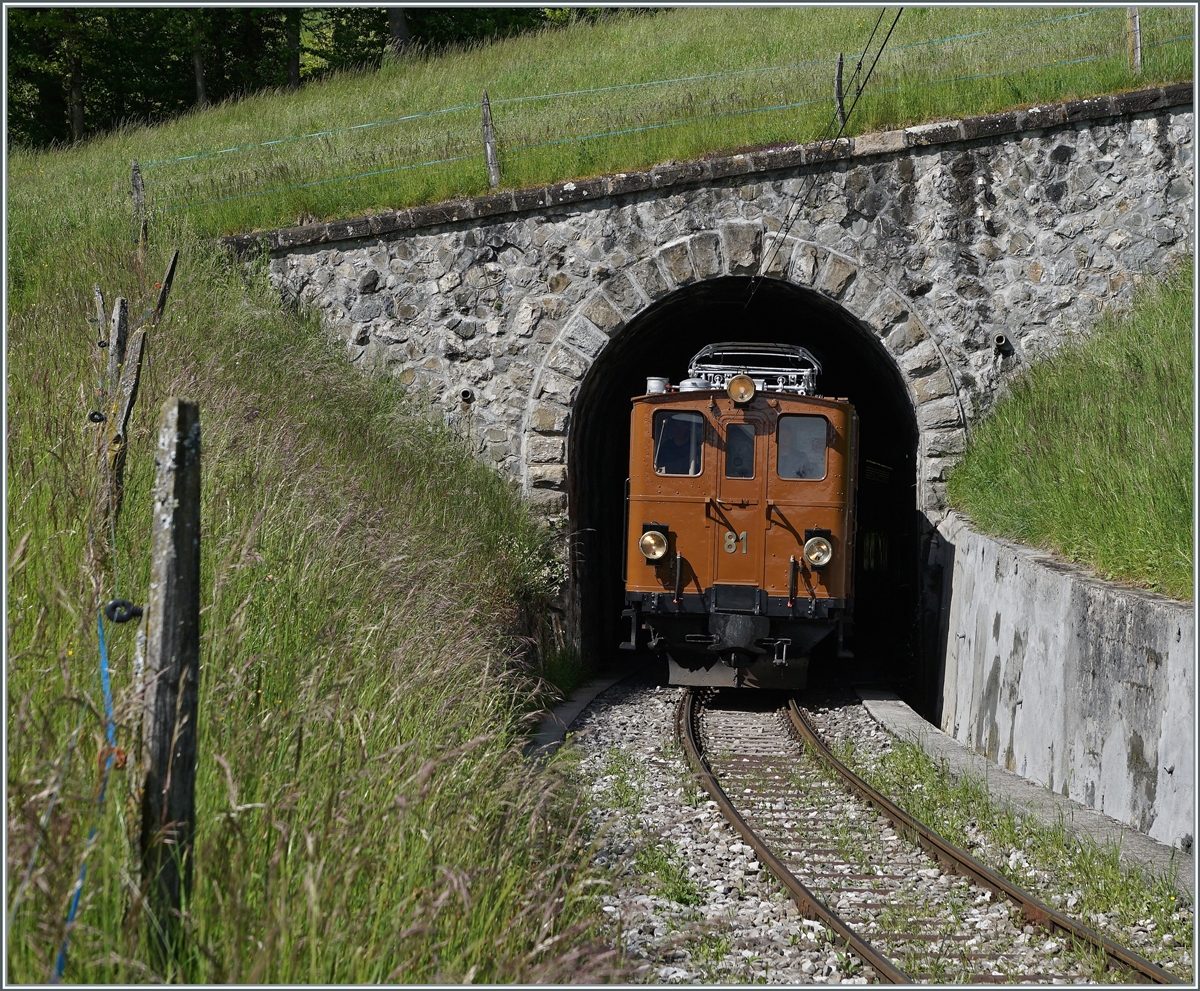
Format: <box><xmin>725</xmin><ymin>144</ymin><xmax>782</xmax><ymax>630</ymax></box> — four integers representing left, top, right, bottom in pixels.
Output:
<box><xmin>846</xmin><ymin>738</ymin><xmax>1193</xmax><ymax>980</ymax></box>
<box><xmin>6</xmin><ymin>217</ymin><xmax>613</xmax><ymax>979</ymax></box>
<box><xmin>6</xmin><ymin>7</ymin><xmax>1194</xmax><ymax>978</ymax></box>
<box><xmin>947</xmin><ymin>261</ymin><xmax>1194</xmax><ymax>601</ymax></box>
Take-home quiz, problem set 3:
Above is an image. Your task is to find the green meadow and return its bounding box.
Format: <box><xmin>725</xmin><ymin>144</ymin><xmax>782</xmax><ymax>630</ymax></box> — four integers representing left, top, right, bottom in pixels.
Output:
<box><xmin>7</xmin><ymin>6</ymin><xmax>1193</xmax><ymax>981</ymax></box>
<box><xmin>948</xmin><ymin>261</ymin><xmax>1194</xmax><ymax>601</ymax></box>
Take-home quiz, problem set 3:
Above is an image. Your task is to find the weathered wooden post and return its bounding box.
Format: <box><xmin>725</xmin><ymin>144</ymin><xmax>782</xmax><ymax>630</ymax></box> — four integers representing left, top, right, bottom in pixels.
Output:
<box><xmin>139</xmin><ymin>398</ymin><xmax>201</xmax><ymax>962</ymax></box>
<box><xmin>93</xmin><ymin>285</ymin><xmax>106</xmax><ymax>341</ymax></box>
<box><xmin>132</xmin><ymin>159</ymin><xmax>147</xmax><ymax>266</ymax></box>
<box><xmin>152</xmin><ymin>250</ymin><xmax>179</xmax><ymax>325</ymax></box>
<box><xmin>481</xmin><ymin>90</ymin><xmax>501</xmax><ymax>190</ymax></box>
<box><xmin>104</xmin><ymin>297</ymin><xmax>129</xmax><ymax>403</ymax></box>
<box><xmin>91</xmin><ymin>284</ymin><xmax>108</xmax><ymax>419</ymax></box>
<box><xmin>1127</xmin><ymin>7</ymin><xmax>1142</xmax><ymax>74</ymax></box>
<box><xmin>834</xmin><ymin>53</ymin><xmax>846</xmax><ymax>130</ymax></box>
<box><xmin>132</xmin><ymin>160</ymin><xmax>145</xmax><ymax>217</ymax></box>
<box><xmin>87</xmin><ymin>285</ymin><xmax>111</xmax><ymax>576</ymax></box>
<box><xmin>103</xmin><ymin>328</ymin><xmax>146</xmax><ymax>524</ymax></box>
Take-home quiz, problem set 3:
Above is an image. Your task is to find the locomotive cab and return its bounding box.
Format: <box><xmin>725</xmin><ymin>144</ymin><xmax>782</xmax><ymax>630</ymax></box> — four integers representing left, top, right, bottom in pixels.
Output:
<box><xmin>622</xmin><ymin>344</ymin><xmax>858</xmax><ymax>689</ymax></box>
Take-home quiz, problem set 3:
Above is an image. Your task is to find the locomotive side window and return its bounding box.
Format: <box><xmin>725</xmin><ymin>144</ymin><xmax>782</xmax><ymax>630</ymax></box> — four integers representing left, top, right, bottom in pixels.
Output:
<box><xmin>653</xmin><ymin>410</ymin><xmax>704</xmax><ymax>476</ymax></box>
<box><xmin>725</xmin><ymin>423</ymin><xmax>755</xmax><ymax>478</ymax></box>
<box><xmin>777</xmin><ymin>415</ymin><xmax>828</xmax><ymax>480</ymax></box>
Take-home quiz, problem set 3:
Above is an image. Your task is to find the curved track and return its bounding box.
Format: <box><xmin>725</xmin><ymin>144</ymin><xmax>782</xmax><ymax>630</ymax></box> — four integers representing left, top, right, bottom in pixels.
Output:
<box><xmin>676</xmin><ymin>688</ymin><xmax>1181</xmax><ymax>985</ymax></box>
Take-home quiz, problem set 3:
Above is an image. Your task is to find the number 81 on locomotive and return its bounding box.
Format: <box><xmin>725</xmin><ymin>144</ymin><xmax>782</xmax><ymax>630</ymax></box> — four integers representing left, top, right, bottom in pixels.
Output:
<box><xmin>621</xmin><ymin>343</ymin><xmax>859</xmax><ymax>690</ymax></box>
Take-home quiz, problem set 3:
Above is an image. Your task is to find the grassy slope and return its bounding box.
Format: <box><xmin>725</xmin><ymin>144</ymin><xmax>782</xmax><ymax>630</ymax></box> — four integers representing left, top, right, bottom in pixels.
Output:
<box><xmin>5</xmin><ymin>6</ymin><xmax>1194</xmax><ymax>981</ymax></box>
<box><xmin>6</xmin><ymin>244</ymin><xmax>603</xmax><ymax>980</ymax></box>
<box><xmin>7</xmin><ymin>6</ymin><xmax>1192</xmax><ymax>257</ymax></box>
<box><xmin>947</xmin><ymin>263</ymin><xmax>1194</xmax><ymax>601</ymax></box>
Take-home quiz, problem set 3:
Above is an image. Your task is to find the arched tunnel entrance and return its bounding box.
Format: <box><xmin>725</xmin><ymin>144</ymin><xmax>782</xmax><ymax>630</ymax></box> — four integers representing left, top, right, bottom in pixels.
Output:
<box><xmin>568</xmin><ymin>276</ymin><xmax>929</xmax><ymax>704</ymax></box>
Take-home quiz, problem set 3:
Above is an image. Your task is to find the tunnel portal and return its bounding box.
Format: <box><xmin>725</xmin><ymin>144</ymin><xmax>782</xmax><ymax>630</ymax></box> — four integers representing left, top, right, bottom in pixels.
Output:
<box><xmin>569</xmin><ymin>276</ymin><xmax>923</xmax><ymax>693</ymax></box>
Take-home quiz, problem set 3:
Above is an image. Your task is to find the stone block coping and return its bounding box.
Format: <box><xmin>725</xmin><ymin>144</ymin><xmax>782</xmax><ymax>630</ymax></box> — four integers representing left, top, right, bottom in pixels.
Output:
<box><xmin>224</xmin><ymin>82</ymin><xmax>1192</xmax><ymax>258</ymax></box>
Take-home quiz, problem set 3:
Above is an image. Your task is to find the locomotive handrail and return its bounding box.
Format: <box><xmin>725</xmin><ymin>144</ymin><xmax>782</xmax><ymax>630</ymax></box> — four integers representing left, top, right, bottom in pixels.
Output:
<box><xmin>704</xmin><ymin>497</ymin><xmax>737</xmax><ymax>528</ymax></box>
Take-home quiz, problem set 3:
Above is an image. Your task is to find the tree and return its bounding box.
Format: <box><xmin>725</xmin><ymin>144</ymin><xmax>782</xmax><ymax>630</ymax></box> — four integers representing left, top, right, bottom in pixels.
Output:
<box><xmin>5</xmin><ymin>7</ymin><xmax>629</xmax><ymax>148</ymax></box>
<box><xmin>189</xmin><ymin>10</ymin><xmax>208</xmax><ymax>108</ymax></box>
<box><xmin>286</xmin><ymin>8</ymin><xmax>303</xmax><ymax>90</ymax></box>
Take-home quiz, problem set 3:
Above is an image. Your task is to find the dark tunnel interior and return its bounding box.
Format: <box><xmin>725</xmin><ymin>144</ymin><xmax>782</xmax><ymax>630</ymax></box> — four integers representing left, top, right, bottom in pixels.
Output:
<box><xmin>568</xmin><ymin>276</ymin><xmax>924</xmax><ymax>695</ymax></box>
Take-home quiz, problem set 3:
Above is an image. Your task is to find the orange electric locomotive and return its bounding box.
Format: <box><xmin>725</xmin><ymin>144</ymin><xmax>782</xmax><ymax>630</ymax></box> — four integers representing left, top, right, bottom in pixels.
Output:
<box><xmin>621</xmin><ymin>343</ymin><xmax>859</xmax><ymax>689</ymax></box>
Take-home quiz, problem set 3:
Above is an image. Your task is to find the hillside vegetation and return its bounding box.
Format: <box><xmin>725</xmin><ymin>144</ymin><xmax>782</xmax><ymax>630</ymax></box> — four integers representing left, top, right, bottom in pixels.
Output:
<box><xmin>6</xmin><ymin>6</ymin><xmax>1194</xmax><ymax>981</ymax></box>
<box><xmin>8</xmin><ymin>6</ymin><xmax>1192</xmax><ymax>269</ymax></box>
<box><xmin>948</xmin><ymin>262</ymin><xmax>1194</xmax><ymax>601</ymax></box>
<box><xmin>6</xmin><ymin>232</ymin><xmax>616</xmax><ymax>980</ymax></box>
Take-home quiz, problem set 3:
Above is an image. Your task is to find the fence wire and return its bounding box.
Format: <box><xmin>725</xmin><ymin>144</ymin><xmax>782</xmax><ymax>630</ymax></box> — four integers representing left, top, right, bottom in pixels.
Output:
<box><xmin>143</xmin><ymin>7</ymin><xmax>1193</xmax><ymax>220</ymax></box>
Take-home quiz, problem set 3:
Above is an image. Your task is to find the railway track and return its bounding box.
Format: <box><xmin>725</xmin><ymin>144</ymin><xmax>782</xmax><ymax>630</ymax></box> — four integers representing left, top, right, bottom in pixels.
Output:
<box><xmin>676</xmin><ymin>688</ymin><xmax>1182</xmax><ymax>985</ymax></box>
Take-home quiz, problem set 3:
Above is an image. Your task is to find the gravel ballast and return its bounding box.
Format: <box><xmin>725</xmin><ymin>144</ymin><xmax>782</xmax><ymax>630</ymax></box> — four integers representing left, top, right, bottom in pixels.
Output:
<box><xmin>565</xmin><ymin>679</ymin><xmax>1193</xmax><ymax>984</ymax></box>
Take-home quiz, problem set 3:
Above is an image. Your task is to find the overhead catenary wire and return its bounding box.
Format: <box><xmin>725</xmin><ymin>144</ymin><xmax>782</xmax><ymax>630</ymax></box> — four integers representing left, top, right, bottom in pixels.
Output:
<box><xmin>146</xmin><ymin>6</ymin><xmax>1184</xmax><ymax>217</ymax></box>
<box><xmin>745</xmin><ymin>7</ymin><xmax>905</xmax><ymax>310</ymax></box>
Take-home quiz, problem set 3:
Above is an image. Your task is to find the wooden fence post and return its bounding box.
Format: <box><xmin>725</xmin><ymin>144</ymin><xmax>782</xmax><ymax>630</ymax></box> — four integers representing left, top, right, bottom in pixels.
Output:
<box><xmin>92</xmin><ymin>285</ymin><xmax>108</xmax><ymax>408</ymax></box>
<box><xmin>105</xmin><ymin>297</ymin><xmax>129</xmax><ymax>402</ymax></box>
<box><xmin>152</xmin><ymin>250</ymin><xmax>180</xmax><ymax>325</ymax></box>
<box><xmin>132</xmin><ymin>159</ymin><xmax>145</xmax><ymax>217</ymax></box>
<box><xmin>88</xmin><ymin>285</ymin><xmax>111</xmax><ymax>576</ymax></box>
<box><xmin>132</xmin><ymin>159</ymin><xmax>147</xmax><ymax>262</ymax></box>
<box><xmin>93</xmin><ymin>285</ymin><xmax>107</xmax><ymax>341</ymax></box>
<box><xmin>103</xmin><ymin>328</ymin><xmax>146</xmax><ymax>524</ymax></box>
<box><xmin>834</xmin><ymin>53</ymin><xmax>846</xmax><ymax>130</ymax></box>
<box><xmin>481</xmin><ymin>90</ymin><xmax>501</xmax><ymax>190</ymax></box>
<box><xmin>1127</xmin><ymin>7</ymin><xmax>1142</xmax><ymax>73</ymax></box>
<box><xmin>139</xmin><ymin>398</ymin><xmax>201</xmax><ymax>962</ymax></box>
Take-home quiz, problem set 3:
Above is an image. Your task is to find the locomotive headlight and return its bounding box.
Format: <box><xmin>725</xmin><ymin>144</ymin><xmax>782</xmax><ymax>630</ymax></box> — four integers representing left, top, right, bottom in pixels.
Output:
<box><xmin>639</xmin><ymin>530</ymin><xmax>669</xmax><ymax>561</ymax></box>
<box><xmin>803</xmin><ymin>536</ymin><xmax>833</xmax><ymax>569</ymax></box>
<box><xmin>727</xmin><ymin>374</ymin><xmax>756</xmax><ymax>403</ymax></box>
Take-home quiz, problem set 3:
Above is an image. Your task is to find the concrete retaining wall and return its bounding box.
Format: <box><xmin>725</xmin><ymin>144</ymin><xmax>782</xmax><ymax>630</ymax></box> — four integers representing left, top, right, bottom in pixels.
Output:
<box><xmin>934</xmin><ymin>511</ymin><xmax>1194</xmax><ymax>850</ymax></box>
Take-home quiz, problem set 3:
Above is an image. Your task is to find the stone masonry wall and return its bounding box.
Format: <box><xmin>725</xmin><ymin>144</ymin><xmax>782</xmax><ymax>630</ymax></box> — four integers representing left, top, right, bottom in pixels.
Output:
<box><xmin>247</xmin><ymin>85</ymin><xmax>1192</xmax><ymax>518</ymax></box>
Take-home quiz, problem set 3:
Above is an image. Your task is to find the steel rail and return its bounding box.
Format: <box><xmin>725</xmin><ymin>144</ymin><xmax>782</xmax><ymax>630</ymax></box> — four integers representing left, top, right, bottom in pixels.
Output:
<box><xmin>675</xmin><ymin>689</ymin><xmax>913</xmax><ymax>983</ymax></box>
<box><xmin>785</xmin><ymin>697</ymin><xmax>1182</xmax><ymax>985</ymax></box>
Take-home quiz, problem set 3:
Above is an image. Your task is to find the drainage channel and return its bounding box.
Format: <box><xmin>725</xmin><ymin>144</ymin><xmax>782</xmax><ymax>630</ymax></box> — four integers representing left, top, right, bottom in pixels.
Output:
<box><xmin>677</xmin><ymin>688</ymin><xmax>1182</xmax><ymax>984</ymax></box>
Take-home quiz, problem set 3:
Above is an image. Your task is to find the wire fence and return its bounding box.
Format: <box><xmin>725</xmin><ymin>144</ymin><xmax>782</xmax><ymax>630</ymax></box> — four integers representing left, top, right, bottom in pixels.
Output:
<box><xmin>5</xmin><ymin>253</ymin><xmax>192</xmax><ymax>981</ymax></box>
<box><xmin>141</xmin><ymin>6</ymin><xmax>1193</xmax><ymax>223</ymax></box>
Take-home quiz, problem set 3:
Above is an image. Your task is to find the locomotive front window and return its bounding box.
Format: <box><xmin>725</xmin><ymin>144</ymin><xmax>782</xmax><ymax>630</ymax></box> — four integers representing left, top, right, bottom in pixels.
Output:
<box><xmin>777</xmin><ymin>415</ymin><xmax>828</xmax><ymax>480</ymax></box>
<box><xmin>653</xmin><ymin>410</ymin><xmax>704</xmax><ymax>476</ymax></box>
<box><xmin>725</xmin><ymin>423</ymin><xmax>755</xmax><ymax>478</ymax></box>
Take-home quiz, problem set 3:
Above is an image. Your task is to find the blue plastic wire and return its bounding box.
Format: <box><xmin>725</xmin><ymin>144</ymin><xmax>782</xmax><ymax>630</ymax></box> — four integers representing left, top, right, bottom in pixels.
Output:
<box><xmin>98</xmin><ymin>614</ymin><xmax>115</xmax><ymax>750</ymax></box>
<box><xmin>141</xmin><ymin>102</ymin><xmax>477</xmax><ymax>168</ymax></box>
<box><xmin>888</xmin><ymin>7</ymin><xmax>1109</xmax><ymax>53</ymax></box>
<box><xmin>492</xmin><ymin>58</ymin><xmax>831</xmax><ymax>107</ymax></box>
<box><xmin>159</xmin><ymin>8</ymin><xmax>1189</xmax><ymax>216</ymax></box>
<box><xmin>165</xmin><ymin>150</ymin><xmax>481</xmax><ymax>212</ymax></box>
<box><xmin>142</xmin><ymin>7</ymin><xmax>1124</xmax><ymax>171</ymax></box>
<box><xmin>1146</xmin><ymin>32</ymin><xmax>1194</xmax><ymax>50</ymax></box>
<box><xmin>509</xmin><ymin>94</ymin><xmax>828</xmax><ymax>153</ymax></box>
<box><xmin>167</xmin><ymin>93</ymin><xmax>826</xmax><ymax>211</ymax></box>
<box><xmin>51</xmin><ymin>614</ymin><xmax>118</xmax><ymax>983</ymax></box>
<box><xmin>142</xmin><ymin>8</ymin><xmax>1122</xmax><ymax>169</ymax></box>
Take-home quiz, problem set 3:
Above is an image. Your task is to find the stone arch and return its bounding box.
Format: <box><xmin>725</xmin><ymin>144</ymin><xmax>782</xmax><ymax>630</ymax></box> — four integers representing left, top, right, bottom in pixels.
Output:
<box><xmin>521</xmin><ymin>226</ymin><xmax>969</xmax><ymax>514</ymax></box>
